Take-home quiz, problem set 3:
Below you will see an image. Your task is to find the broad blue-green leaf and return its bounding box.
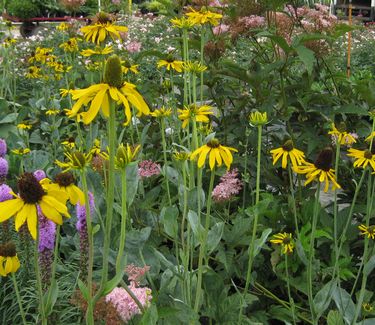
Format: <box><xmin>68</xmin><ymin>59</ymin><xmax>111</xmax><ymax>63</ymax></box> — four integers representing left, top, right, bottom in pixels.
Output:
<box><xmin>314</xmin><ymin>280</ymin><xmax>337</xmax><ymax>316</ymax></box>
<box><xmin>140</xmin><ymin>304</ymin><xmax>158</xmax><ymax>324</ymax></box>
<box><xmin>295</xmin><ymin>45</ymin><xmax>315</xmax><ymax>75</ymax></box>
<box><xmin>207</xmin><ymin>222</ymin><xmax>224</xmax><ymax>254</ymax></box>
<box><xmin>160</xmin><ymin>206</ymin><xmax>179</xmax><ymax>238</ymax></box>
<box><xmin>187</xmin><ymin>210</ymin><xmax>204</xmax><ymax>244</ymax></box>
<box><xmin>253</xmin><ymin>228</ymin><xmax>272</xmax><ymax>257</ymax></box>
<box><xmin>44</xmin><ymin>279</ymin><xmax>59</xmax><ymax>315</ymax></box>
<box><xmin>0</xmin><ymin>112</ymin><xmax>17</xmax><ymax>124</ymax></box>
<box><xmin>332</xmin><ymin>287</ymin><xmax>355</xmax><ymax>324</ymax></box>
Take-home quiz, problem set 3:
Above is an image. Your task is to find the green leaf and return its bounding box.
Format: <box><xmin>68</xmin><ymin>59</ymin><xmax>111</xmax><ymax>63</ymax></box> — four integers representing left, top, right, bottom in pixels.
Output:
<box><xmin>314</xmin><ymin>280</ymin><xmax>337</xmax><ymax>316</ymax></box>
<box><xmin>140</xmin><ymin>304</ymin><xmax>158</xmax><ymax>325</ymax></box>
<box><xmin>160</xmin><ymin>206</ymin><xmax>179</xmax><ymax>238</ymax></box>
<box><xmin>44</xmin><ymin>279</ymin><xmax>59</xmax><ymax>315</ymax></box>
<box><xmin>295</xmin><ymin>45</ymin><xmax>315</xmax><ymax>75</ymax></box>
<box><xmin>77</xmin><ymin>279</ymin><xmax>89</xmax><ymax>301</ymax></box>
<box><xmin>0</xmin><ymin>113</ymin><xmax>17</xmax><ymax>124</ymax></box>
<box><xmin>102</xmin><ymin>269</ymin><xmax>125</xmax><ymax>296</ymax></box>
<box><xmin>327</xmin><ymin>310</ymin><xmax>344</xmax><ymax>325</ymax></box>
<box><xmin>364</xmin><ymin>255</ymin><xmax>375</xmax><ymax>276</ymax></box>
<box><xmin>92</xmin><ymin>224</ymin><xmax>100</xmax><ymax>236</ymax></box>
<box><xmin>207</xmin><ymin>222</ymin><xmax>224</xmax><ymax>254</ymax></box>
<box><xmin>253</xmin><ymin>228</ymin><xmax>272</xmax><ymax>257</ymax></box>
<box><xmin>257</xmin><ymin>31</ymin><xmax>291</xmax><ymax>53</ymax></box>
<box><xmin>332</xmin><ymin>287</ymin><xmax>355</xmax><ymax>324</ymax></box>
<box><xmin>187</xmin><ymin>210</ymin><xmax>204</xmax><ymax>244</ymax></box>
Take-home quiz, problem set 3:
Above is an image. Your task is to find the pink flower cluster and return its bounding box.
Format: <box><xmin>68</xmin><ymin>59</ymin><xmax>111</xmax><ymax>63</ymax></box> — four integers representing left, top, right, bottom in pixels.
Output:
<box><xmin>213</xmin><ymin>24</ymin><xmax>230</xmax><ymax>35</ymax></box>
<box><xmin>138</xmin><ymin>160</ymin><xmax>161</xmax><ymax>178</ymax></box>
<box><xmin>106</xmin><ymin>285</ymin><xmax>152</xmax><ymax>323</ymax></box>
<box><xmin>125</xmin><ymin>264</ymin><xmax>150</xmax><ymax>286</ymax></box>
<box><xmin>238</xmin><ymin>15</ymin><xmax>266</xmax><ymax>29</ymax></box>
<box><xmin>126</xmin><ymin>41</ymin><xmax>142</xmax><ymax>53</ymax></box>
<box><xmin>212</xmin><ymin>168</ymin><xmax>243</xmax><ymax>203</ymax></box>
<box><xmin>209</xmin><ymin>0</ymin><xmax>228</xmax><ymax>7</ymax></box>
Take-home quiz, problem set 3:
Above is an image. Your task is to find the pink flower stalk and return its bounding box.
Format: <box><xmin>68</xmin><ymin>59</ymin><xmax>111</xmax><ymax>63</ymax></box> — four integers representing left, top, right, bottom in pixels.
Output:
<box><xmin>212</xmin><ymin>168</ymin><xmax>243</xmax><ymax>203</ymax></box>
<box><xmin>209</xmin><ymin>0</ymin><xmax>228</xmax><ymax>7</ymax></box>
<box><xmin>125</xmin><ymin>264</ymin><xmax>150</xmax><ymax>286</ymax></box>
<box><xmin>126</xmin><ymin>41</ymin><xmax>142</xmax><ymax>53</ymax></box>
<box><xmin>106</xmin><ymin>284</ymin><xmax>152</xmax><ymax>323</ymax></box>
<box><xmin>138</xmin><ymin>160</ymin><xmax>161</xmax><ymax>178</ymax></box>
<box><xmin>213</xmin><ymin>24</ymin><xmax>230</xmax><ymax>35</ymax></box>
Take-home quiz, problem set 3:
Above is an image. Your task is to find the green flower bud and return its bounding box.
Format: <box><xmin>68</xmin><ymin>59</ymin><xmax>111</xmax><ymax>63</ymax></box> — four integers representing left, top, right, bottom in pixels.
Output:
<box><xmin>104</xmin><ymin>55</ymin><xmax>123</xmax><ymax>88</ymax></box>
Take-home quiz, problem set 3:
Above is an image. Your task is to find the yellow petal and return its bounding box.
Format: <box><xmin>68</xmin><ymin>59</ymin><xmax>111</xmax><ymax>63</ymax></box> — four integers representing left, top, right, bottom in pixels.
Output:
<box><xmin>197</xmin><ymin>146</ymin><xmax>211</xmax><ymax>168</ymax></box>
<box><xmin>15</xmin><ymin>203</ymin><xmax>36</xmax><ymax>231</ymax></box>
<box><xmin>0</xmin><ymin>198</ymin><xmax>24</xmax><ymax>222</ymax></box>
<box><xmin>27</xmin><ymin>211</ymin><xmax>38</xmax><ymax>240</ymax></box>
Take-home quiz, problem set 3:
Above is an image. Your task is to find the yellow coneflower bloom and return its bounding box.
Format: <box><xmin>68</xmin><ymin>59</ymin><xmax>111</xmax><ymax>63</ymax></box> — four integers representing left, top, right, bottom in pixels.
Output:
<box><xmin>62</xmin><ymin>137</ymin><xmax>76</xmax><ymax>149</ymax></box>
<box><xmin>55</xmin><ymin>151</ymin><xmax>92</xmax><ymax>172</ymax></box>
<box><xmin>45</xmin><ymin>109</ymin><xmax>59</xmax><ymax>115</ymax></box>
<box><xmin>198</xmin><ymin>123</ymin><xmax>214</xmax><ymax>136</ymax></box>
<box><xmin>270</xmin><ymin>140</ymin><xmax>306</xmax><ymax>169</ymax></box>
<box><xmin>183</xmin><ymin>61</ymin><xmax>207</xmax><ymax>74</ymax></box>
<box><xmin>270</xmin><ymin>233</ymin><xmax>294</xmax><ymax>254</ymax></box>
<box><xmin>48</xmin><ymin>61</ymin><xmax>72</xmax><ymax>73</ymax></box>
<box><xmin>185</xmin><ymin>8</ymin><xmax>223</xmax><ymax>26</ymax></box>
<box><xmin>100</xmin><ymin>143</ymin><xmax>140</xmax><ymax>169</ymax></box>
<box><xmin>90</xmin><ymin>139</ymin><xmax>101</xmax><ymax>155</ymax></box>
<box><xmin>69</xmin><ymin>55</ymin><xmax>149</xmax><ymax>125</ymax></box>
<box><xmin>293</xmin><ymin>148</ymin><xmax>341</xmax><ymax>192</ymax></box>
<box><xmin>12</xmin><ymin>148</ymin><xmax>30</xmax><ymax>156</ymax></box>
<box><xmin>157</xmin><ymin>58</ymin><xmax>184</xmax><ymax>72</ymax></box>
<box><xmin>17</xmin><ymin>123</ymin><xmax>32</xmax><ymax>130</ymax></box>
<box><xmin>30</xmin><ymin>47</ymin><xmax>55</xmax><ymax>64</ymax></box>
<box><xmin>150</xmin><ymin>107</ymin><xmax>172</xmax><ymax>119</ymax></box>
<box><xmin>0</xmin><ymin>173</ymin><xmax>70</xmax><ymax>239</ymax></box>
<box><xmin>328</xmin><ymin>123</ymin><xmax>357</xmax><ymax>146</ymax></box>
<box><xmin>347</xmin><ymin>148</ymin><xmax>375</xmax><ymax>171</ymax></box>
<box><xmin>41</xmin><ymin>172</ymin><xmax>85</xmax><ymax>205</ymax></box>
<box><xmin>190</xmin><ymin>138</ymin><xmax>237</xmax><ymax>170</ymax></box>
<box><xmin>0</xmin><ymin>242</ymin><xmax>20</xmax><ymax>277</ymax></box>
<box><xmin>170</xmin><ymin>16</ymin><xmax>195</xmax><ymax>29</ymax></box>
<box><xmin>122</xmin><ymin>61</ymin><xmax>139</xmax><ymax>74</ymax></box>
<box><xmin>358</xmin><ymin>224</ymin><xmax>375</xmax><ymax>240</ymax></box>
<box><xmin>365</xmin><ymin>131</ymin><xmax>375</xmax><ymax>142</ymax></box>
<box><xmin>363</xmin><ymin>303</ymin><xmax>374</xmax><ymax>312</ymax></box>
<box><xmin>26</xmin><ymin>66</ymin><xmax>42</xmax><ymax>79</ymax></box>
<box><xmin>80</xmin><ymin>45</ymin><xmax>113</xmax><ymax>57</ymax></box>
<box><xmin>178</xmin><ymin>104</ymin><xmax>214</xmax><ymax>129</ymax></box>
<box><xmin>2</xmin><ymin>37</ymin><xmax>16</xmax><ymax>48</ymax></box>
<box><xmin>249</xmin><ymin>111</ymin><xmax>268</xmax><ymax>126</ymax></box>
<box><xmin>173</xmin><ymin>151</ymin><xmax>190</xmax><ymax>161</ymax></box>
<box><xmin>59</xmin><ymin>38</ymin><xmax>80</xmax><ymax>52</ymax></box>
<box><xmin>60</xmin><ymin>88</ymin><xmax>72</xmax><ymax>97</ymax></box>
<box><xmin>56</xmin><ymin>22</ymin><xmax>69</xmax><ymax>31</ymax></box>
<box><xmin>81</xmin><ymin>15</ymin><xmax>128</xmax><ymax>45</ymax></box>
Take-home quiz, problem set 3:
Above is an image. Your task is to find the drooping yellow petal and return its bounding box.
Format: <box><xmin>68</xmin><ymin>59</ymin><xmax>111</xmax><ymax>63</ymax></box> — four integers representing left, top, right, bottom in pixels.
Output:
<box><xmin>39</xmin><ymin>199</ymin><xmax>63</xmax><ymax>225</ymax></box>
<box><xmin>15</xmin><ymin>203</ymin><xmax>36</xmax><ymax>231</ymax></box>
<box><xmin>4</xmin><ymin>257</ymin><xmax>13</xmax><ymax>275</ymax></box>
<box><xmin>197</xmin><ymin>146</ymin><xmax>211</xmax><ymax>168</ymax></box>
<box><xmin>0</xmin><ymin>198</ymin><xmax>24</xmax><ymax>222</ymax></box>
<box><xmin>27</xmin><ymin>210</ymin><xmax>38</xmax><ymax>240</ymax></box>
<box><xmin>83</xmin><ymin>88</ymin><xmax>108</xmax><ymax>124</ymax></box>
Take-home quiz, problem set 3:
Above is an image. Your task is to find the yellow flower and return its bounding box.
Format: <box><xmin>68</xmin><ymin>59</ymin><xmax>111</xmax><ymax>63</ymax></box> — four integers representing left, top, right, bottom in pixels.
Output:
<box><xmin>293</xmin><ymin>148</ymin><xmax>341</xmax><ymax>192</ymax></box>
<box><xmin>173</xmin><ymin>151</ymin><xmax>190</xmax><ymax>161</ymax></box>
<box><xmin>2</xmin><ymin>37</ymin><xmax>16</xmax><ymax>48</ymax></box>
<box><xmin>122</xmin><ymin>61</ymin><xmax>139</xmax><ymax>74</ymax></box>
<box><xmin>365</xmin><ymin>131</ymin><xmax>375</xmax><ymax>142</ymax></box>
<box><xmin>100</xmin><ymin>143</ymin><xmax>140</xmax><ymax>169</ymax></box>
<box><xmin>12</xmin><ymin>148</ymin><xmax>30</xmax><ymax>156</ymax></box>
<box><xmin>26</xmin><ymin>66</ymin><xmax>42</xmax><ymax>79</ymax></box>
<box><xmin>90</xmin><ymin>139</ymin><xmax>101</xmax><ymax>155</ymax></box>
<box><xmin>81</xmin><ymin>22</ymin><xmax>128</xmax><ymax>45</ymax></box>
<box><xmin>157</xmin><ymin>58</ymin><xmax>184</xmax><ymax>72</ymax></box>
<box><xmin>55</xmin><ymin>151</ymin><xmax>92</xmax><ymax>172</ymax></box>
<box><xmin>150</xmin><ymin>107</ymin><xmax>172</xmax><ymax>119</ymax></box>
<box><xmin>358</xmin><ymin>224</ymin><xmax>375</xmax><ymax>240</ymax></box>
<box><xmin>178</xmin><ymin>104</ymin><xmax>214</xmax><ymax>129</ymax></box>
<box><xmin>183</xmin><ymin>61</ymin><xmax>207</xmax><ymax>74</ymax></box>
<box><xmin>45</xmin><ymin>109</ymin><xmax>59</xmax><ymax>115</ymax></box>
<box><xmin>60</xmin><ymin>88</ymin><xmax>73</xmax><ymax>97</ymax></box>
<box><xmin>363</xmin><ymin>303</ymin><xmax>374</xmax><ymax>312</ymax></box>
<box><xmin>190</xmin><ymin>138</ymin><xmax>237</xmax><ymax>170</ymax></box>
<box><xmin>17</xmin><ymin>123</ymin><xmax>32</xmax><ymax>130</ymax></box>
<box><xmin>29</xmin><ymin>47</ymin><xmax>55</xmax><ymax>64</ymax></box>
<box><xmin>0</xmin><ymin>242</ymin><xmax>20</xmax><ymax>277</ymax></box>
<box><xmin>62</xmin><ymin>137</ymin><xmax>76</xmax><ymax>149</ymax></box>
<box><xmin>185</xmin><ymin>8</ymin><xmax>223</xmax><ymax>26</ymax></box>
<box><xmin>249</xmin><ymin>111</ymin><xmax>268</xmax><ymax>126</ymax></box>
<box><xmin>170</xmin><ymin>16</ymin><xmax>195</xmax><ymax>29</ymax></box>
<box><xmin>347</xmin><ymin>148</ymin><xmax>375</xmax><ymax>171</ymax></box>
<box><xmin>69</xmin><ymin>55</ymin><xmax>149</xmax><ymax>125</ymax></box>
<box><xmin>41</xmin><ymin>172</ymin><xmax>85</xmax><ymax>205</ymax></box>
<box><xmin>270</xmin><ymin>233</ymin><xmax>294</xmax><ymax>254</ymax></box>
<box><xmin>80</xmin><ymin>45</ymin><xmax>113</xmax><ymax>56</ymax></box>
<box><xmin>59</xmin><ymin>37</ymin><xmax>80</xmax><ymax>52</ymax></box>
<box><xmin>270</xmin><ymin>140</ymin><xmax>305</xmax><ymax>169</ymax></box>
<box><xmin>328</xmin><ymin>123</ymin><xmax>357</xmax><ymax>146</ymax></box>
<box><xmin>0</xmin><ymin>173</ymin><xmax>70</xmax><ymax>239</ymax></box>
<box><xmin>56</xmin><ymin>22</ymin><xmax>69</xmax><ymax>31</ymax></box>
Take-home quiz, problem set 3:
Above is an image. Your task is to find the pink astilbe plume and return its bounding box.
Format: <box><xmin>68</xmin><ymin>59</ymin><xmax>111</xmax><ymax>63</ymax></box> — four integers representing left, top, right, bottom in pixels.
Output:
<box><xmin>125</xmin><ymin>264</ymin><xmax>150</xmax><ymax>286</ymax></box>
<box><xmin>138</xmin><ymin>160</ymin><xmax>161</xmax><ymax>178</ymax></box>
<box><xmin>212</xmin><ymin>168</ymin><xmax>243</xmax><ymax>203</ymax></box>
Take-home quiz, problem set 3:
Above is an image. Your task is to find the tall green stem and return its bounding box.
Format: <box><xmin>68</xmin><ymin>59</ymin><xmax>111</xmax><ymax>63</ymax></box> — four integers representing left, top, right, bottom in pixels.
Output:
<box><xmin>200</xmin><ymin>26</ymin><xmax>205</xmax><ymax>102</ymax></box>
<box><xmin>285</xmin><ymin>255</ymin><xmax>296</xmax><ymax>325</ymax></box>
<box><xmin>116</xmin><ymin>168</ymin><xmax>128</xmax><ymax>273</ymax></box>
<box><xmin>332</xmin><ymin>143</ymin><xmax>341</xmax><ymax>277</ymax></box>
<box><xmin>194</xmin><ymin>168</ymin><xmax>215</xmax><ymax>313</ymax></box>
<box><xmin>239</xmin><ymin>124</ymin><xmax>263</xmax><ymax>321</ymax></box>
<box><xmin>307</xmin><ymin>182</ymin><xmax>321</xmax><ymax>324</ymax></box>
<box><xmin>161</xmin><ymin>119</ymin><xmax>172</xmax><ymax>205</ymax></box>
<box><xmin>287</xmin><ymin>164</ymin><xmax>300</xmax><ymax>239</ymax></box>
<box><xmin>12</xmin><ymin>273</ymin><xmax>27</xmax><ymax>325</ymax></box>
